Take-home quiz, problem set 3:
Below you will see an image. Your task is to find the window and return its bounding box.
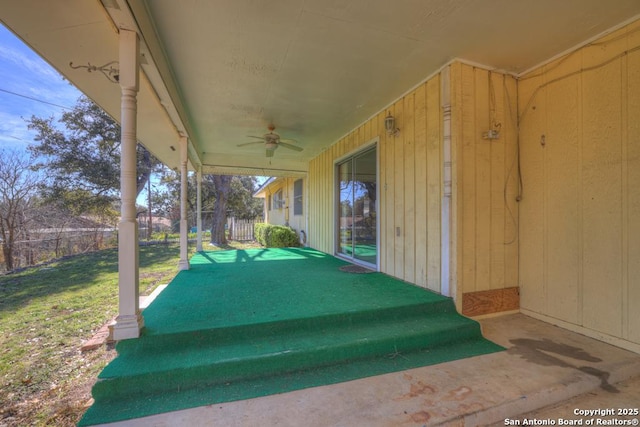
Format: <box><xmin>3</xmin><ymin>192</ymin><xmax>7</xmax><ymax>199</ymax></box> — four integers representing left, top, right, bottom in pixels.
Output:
<box><xmin>267</xmin><ymin>194</ymin><xmax>272</xmax><ymax>211</ymax></box>
<box><xmin>273</xmin><ymin>189</ymin><xmax>284</xmax><ymax>209</ymax></box>
<box><xmin>293</xmin><ymin>179</ymin><xmax>303</xmax><ymax>215</ymax></box>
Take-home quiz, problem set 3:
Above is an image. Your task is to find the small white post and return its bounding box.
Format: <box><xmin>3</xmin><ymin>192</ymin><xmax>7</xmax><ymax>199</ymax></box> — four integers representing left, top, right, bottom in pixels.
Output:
<box><xmin>178</xmin><ymin>136</ymin><xmax>190</xmax><ymax>270</ymax></box>
<box><xmin>113</xmin><ymin>29</ymin><xmax>144</xmax><ymax>340</ymax></box>
<box><xmin>196</xmin><ymin>165</ymin><xmax>203</xmax><ymax>252</ymax></box>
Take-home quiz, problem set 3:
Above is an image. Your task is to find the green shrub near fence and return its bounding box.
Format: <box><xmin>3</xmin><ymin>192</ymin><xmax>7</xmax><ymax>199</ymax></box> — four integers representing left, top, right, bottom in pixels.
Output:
<box><xmin>254</xmin><ymin>223</ymin><xmax>299</xmax><ymax>248</ymax></box>
<box><xmin>254</xmin><ymin>222</ymin><xmax>268</xmax><ymax>245</ymax></box>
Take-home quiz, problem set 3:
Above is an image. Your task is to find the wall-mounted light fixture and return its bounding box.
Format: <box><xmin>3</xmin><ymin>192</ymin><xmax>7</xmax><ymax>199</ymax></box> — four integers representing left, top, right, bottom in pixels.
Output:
<box><xmin>385</xmin><ymin>112</ymin><xmax>400</xmax><ymax>137</ymax></box>
<box><xmin>69</xmin><ymin>60</ymin><xmax>120</xmax><ymax>83</ymax></box>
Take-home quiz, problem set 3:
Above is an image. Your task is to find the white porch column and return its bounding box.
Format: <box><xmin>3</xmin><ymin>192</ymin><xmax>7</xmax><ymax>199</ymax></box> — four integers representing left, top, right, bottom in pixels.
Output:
<box><xmin>113</xmin><ymin>29</ymin><xmax>144</xmax><ymax>340</ymax></box>
<box><xmin>178</xmin><ymin>136</ymin><xmax>190</xmax><ymax>270</ymax></box>
<box><xmin>196</xmin><ymin>165</ymin><xmax>203</xmax><ymax>252</ymax></box>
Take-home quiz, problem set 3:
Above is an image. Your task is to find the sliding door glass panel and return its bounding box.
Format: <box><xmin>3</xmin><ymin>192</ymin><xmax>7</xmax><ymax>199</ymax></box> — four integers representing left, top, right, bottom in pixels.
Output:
<box><xmin>336</xmin><ymin>146</ymin><xmax>377</xmax><ymax>266</ymax></box>
<box><xmin>353</xmin><ymin>149</ymin><xmax>377</xmax><ymax>264</ymax></box>
<box><xmin>338</xmin><ymin>160</ymin><xmax>353</xmax><ymax>258</ymax></box>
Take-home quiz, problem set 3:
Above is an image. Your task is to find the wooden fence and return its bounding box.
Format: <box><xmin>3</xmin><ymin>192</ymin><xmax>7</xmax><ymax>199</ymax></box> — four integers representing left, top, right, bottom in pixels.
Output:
<box><xmin>227</xmin><ymin>218</ymin><xmax>262</xmax><ymax>241</ymax></box>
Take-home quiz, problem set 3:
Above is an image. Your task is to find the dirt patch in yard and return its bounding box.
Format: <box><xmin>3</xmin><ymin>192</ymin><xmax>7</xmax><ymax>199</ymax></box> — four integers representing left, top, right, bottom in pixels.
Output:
<box><xmin>1</xmin><ymin>344</ymin><xmax>116</xmax><ymax>427</ymax></box>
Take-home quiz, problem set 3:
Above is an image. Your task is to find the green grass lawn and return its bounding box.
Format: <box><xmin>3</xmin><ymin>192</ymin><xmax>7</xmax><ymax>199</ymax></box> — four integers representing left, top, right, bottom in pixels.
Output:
<box><xmin>0</xmin><ymin>241</ymin><xmax>253</xmax><ymax>426</ymax></box>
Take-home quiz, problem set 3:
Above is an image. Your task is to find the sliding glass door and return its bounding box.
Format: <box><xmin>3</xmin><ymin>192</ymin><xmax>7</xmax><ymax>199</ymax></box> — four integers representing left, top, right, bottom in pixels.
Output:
<box><xmin>337</xmin><ymin>146</ymin><xmax>377</xmax><ymax>267</ymax></box>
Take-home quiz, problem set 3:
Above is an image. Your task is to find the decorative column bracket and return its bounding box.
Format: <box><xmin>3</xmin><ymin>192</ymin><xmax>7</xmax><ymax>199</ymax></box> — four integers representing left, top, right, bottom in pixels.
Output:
<box><xmin>69</xmin><ymin>61</ymin><xmax>120</xmax><ymax>83</ymax></box>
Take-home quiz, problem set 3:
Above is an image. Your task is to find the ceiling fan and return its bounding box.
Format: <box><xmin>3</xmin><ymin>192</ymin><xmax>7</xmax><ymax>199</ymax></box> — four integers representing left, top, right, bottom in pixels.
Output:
<box><xmin>237</xmin><ymin>124</ymin><xmax>303</xmax><ymax>157</ymax></box>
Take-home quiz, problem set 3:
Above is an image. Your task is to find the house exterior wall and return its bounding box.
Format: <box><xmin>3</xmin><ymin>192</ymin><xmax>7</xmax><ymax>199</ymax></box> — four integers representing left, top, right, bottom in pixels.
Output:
<box><xmin>260</xmin><ymin>177</ymin><xmax>307</xmax><ymax>239</ymax></box>
<box><xmin>309</xmin><ymin>74</ymin><xmax>444</xmax><ymax>293</ymax></box>
<box><xmin>450</xmin><ymin>63</ymin><xmax>520</xmax><ymax>313</ymax></box>
<box><xmin>308</xmin><ymin>63</ymin><xmax>520</xmax><ymax>304</ymax></box>
<box><xmin>518</xmin><ymin>20</ymin><xmax>640</xmax><ymax>351</ymax></box>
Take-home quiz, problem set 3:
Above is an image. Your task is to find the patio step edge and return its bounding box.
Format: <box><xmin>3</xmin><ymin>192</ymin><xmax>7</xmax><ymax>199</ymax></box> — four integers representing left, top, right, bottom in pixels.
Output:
<box><xmin>92</xmin><ymin>314</ymin><xmax>482</xmax><ymax>401</ymax></box>
<box><xmin>115</xmin><ymin>298</ymin><xmax>457</xmax><ymax>354</ymax></box>
<box><xmin>79</xmin><ymin>336</ymin><xmax>502</xmax><ymax>427</ymax></box>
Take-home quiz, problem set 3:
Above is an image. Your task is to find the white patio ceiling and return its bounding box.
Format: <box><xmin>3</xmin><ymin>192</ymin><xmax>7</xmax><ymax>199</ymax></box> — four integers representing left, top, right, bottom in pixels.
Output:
<box><xmin>1</xmin><ymin>0</ymin><xmax>639</xmax><ymax>176</ymax></box>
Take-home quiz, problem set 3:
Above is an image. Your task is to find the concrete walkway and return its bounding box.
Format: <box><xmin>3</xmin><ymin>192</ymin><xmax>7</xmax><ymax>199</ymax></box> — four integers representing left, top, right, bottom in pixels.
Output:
<box><xmin>508</xmin><ymin>375</ymin><xmax>640</xmax><ymax>427</ymax></box>
<box><xmin>97</xmin><ymin>313</ymin><xmax>640</xmax><ymax>426</ymax></box>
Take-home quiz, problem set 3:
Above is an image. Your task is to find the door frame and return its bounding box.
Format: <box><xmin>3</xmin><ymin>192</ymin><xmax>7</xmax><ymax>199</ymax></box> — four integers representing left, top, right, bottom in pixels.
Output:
<box><xmin>333</xmin><ymin>137</ymin><xmax>380</xmax><ymax>271</ymax></box>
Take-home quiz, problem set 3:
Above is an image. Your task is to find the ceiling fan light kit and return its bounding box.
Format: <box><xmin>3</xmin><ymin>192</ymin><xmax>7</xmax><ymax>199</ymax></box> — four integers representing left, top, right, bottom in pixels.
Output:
<box><xmin>237</xmin><ymin>124</ymin><xmax>303</xmax><ymax>157</ymax></box>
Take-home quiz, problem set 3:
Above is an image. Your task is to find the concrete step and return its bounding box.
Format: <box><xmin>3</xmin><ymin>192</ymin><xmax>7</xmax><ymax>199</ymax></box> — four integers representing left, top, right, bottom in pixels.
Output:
<box><xmin>93</xmin><ymin>312</ymin><xmax>481</xmax><ymax>401</ymax></box>
<box><xmin>82</xmin><ymin>299</ymin><xmax>500</xmax><ymax>426</ymax></box>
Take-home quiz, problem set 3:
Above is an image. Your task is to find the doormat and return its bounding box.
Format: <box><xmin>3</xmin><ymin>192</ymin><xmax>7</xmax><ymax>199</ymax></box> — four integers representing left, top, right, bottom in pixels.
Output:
<box><xmin>339</xmin><ymin>265</ymin><xmax>374</xmax><ymax>274</ymax></box>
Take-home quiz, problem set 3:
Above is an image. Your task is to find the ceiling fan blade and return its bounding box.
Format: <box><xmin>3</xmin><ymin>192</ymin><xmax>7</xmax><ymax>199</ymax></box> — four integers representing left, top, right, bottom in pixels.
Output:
<box><xmin>278</xmin><ymin>142</ymin><xmax>303</xmax><ymax>152</ymax></box>
<box><xmin>266</xmin><ymin>149</ymin><xmax>274</xmax><ymax>158</ymax></box>
<box><xmin>247</xmin><ymin>135</ymin><xmax>265</xmax><ymax>140</ymax></box>
<box><xmin>279</xmin><ymin>138</ymin><xmax>298</xmax><ymax>143</ymax></box>
<box><xmin>237</xmin><ymin>141</ymin><xmax>264</xmax><ymax>147</ymax></box>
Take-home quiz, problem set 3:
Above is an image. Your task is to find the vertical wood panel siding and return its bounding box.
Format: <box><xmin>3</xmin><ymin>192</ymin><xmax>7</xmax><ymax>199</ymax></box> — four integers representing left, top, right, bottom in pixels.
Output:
<box><xmin>308</xmin><ymin>63</ymin><xmax>518</xmax><ymax>301</ymax></box>
<box><xmin>261</xmin><ymin>178</ymin><xmax>306</xmax><ymax>234</ymax></box>
<box><xmin>518</xmin><ymin>20</ymin><xmax>640</xmax><ymax>349</ymax></box>
<box><xmin>451</xmin><ymin>63</ymin><xmax>520</xmax><ymax>302</ymax></box>
<box><xmin>308</xmin><ymin>74</ymin><xmax>443</xmax><ymax>292</ymax></box>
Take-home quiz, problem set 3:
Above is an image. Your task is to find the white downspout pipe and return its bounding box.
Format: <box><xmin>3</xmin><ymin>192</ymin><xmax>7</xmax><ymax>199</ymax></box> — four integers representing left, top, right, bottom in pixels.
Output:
<box><xmin>441</xmin><ymin>67</ymin><xmax>453</xmax><ymax>298</ymax></box>
<box><xmin>113</xmin><ymin>29</ymin><xmax>143</xmax><ymax>340</ymax></box>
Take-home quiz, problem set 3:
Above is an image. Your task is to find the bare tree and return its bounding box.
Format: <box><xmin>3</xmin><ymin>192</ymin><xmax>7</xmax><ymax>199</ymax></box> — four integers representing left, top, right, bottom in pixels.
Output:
<box><xmin>0</xmin><ymin>150</ymin><xmax>42</xmax><ymax>271</ymax></box>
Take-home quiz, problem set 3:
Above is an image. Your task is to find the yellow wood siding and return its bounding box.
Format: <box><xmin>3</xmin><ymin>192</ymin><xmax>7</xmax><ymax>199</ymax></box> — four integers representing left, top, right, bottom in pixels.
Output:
<box><xmin>308</xmin><ymin>75</ymin><xmax>443</xmax><ymax>292</ymax></box>
<box><xmin>261</xmin><ymin>178</ymin><xmax>306</xmax><ymax>234</ymax></box>
<box><xmin>450</xmin><ymin>63</ymin><xmax>520</xmax><ymax>299</ymax></box>
<box><xmin>305</xmin><ymin>20</ymin><xmax>639</xmax><ymax>349</ymax></box>
<box><xmin>308</xmin><ymin>64</ymin><xmax>518</xmax><ymax>299</ymax></box>
<box><xmin>518</xmin><ymin>20</ymin><xmax>640</xmax><ymax>348</ymax></box>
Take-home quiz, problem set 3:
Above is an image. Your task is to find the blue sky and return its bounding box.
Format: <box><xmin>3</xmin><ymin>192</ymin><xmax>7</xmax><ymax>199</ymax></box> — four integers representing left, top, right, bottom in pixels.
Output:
<box><xmin>0</xmin><ymin>24</ymin><xmax>82</xmax><ymax>150</ymax></box>
<box><xmin>0</xmin><ymin>24</ymin><xmax>163</xmax><ymax>205</ymax></box>
<box><xmin>0</xmin><ymin>23</ymin><xmax>267</xmax><ymax>203</ymax></box>
<box><xmin>0</xmin><ymin>25</ymin><xmax>163</xmax><ymax>204</ymax></box>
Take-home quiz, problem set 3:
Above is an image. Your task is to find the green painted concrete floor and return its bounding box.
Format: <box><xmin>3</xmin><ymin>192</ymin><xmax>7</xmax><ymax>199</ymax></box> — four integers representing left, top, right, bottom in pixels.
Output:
<box><xmin>80</xmin><ymin>248</ymin><xmax>503</xmax><ymax>426</ymax></box>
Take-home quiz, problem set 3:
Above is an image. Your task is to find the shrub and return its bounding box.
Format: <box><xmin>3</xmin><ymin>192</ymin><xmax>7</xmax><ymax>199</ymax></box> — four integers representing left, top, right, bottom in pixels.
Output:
<box><xmin>254</xmin><ymin>223</ymin><xmax>268</xmax><ymax>246</ymax></box>
<box><xmin>254</xmin><ymin>223</ymin><xmax>299</xmax><ymax>248</ymax></box>
<box><xmin>269</xmin><ymin>226</ymin><xmax>300</xmax><ymax>247</ymax></box>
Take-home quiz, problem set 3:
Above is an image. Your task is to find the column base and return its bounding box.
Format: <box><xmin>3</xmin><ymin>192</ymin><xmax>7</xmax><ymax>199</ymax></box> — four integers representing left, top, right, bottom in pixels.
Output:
<box><xmin>112</xmin><ymin>311</ymin><xmax>144</xmax><ymax>340</ymax></box>
<box><xmin>179</xmin><ymin>218</ymin><xmax>190</xmax><ymax>270</ymax></box>
<box><xmin>178</xmin><ymin>259</ymin><xmax>191</xmax><ymax>271</ymax></box>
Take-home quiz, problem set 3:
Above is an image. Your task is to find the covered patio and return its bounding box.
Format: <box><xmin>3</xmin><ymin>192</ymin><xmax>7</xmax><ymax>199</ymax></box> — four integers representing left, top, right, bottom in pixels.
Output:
<box><xmin>1</xmin><ymin>0</ymin><xmax>639</xmax><ymax>348</ymax></box>
<box><xmin>2</xmin><ymin>1</ymin><xmax>640</xmax><ymax>425</ymax></box>
<box><xmin>80</xmin><ymin>247</ymin><xmax>501</xmax><ymax>425</ymax></box>
<box><xmin>79</xmin><ymin>248</ymin><xmax>640</xmax><ymax>425</ymax></box>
